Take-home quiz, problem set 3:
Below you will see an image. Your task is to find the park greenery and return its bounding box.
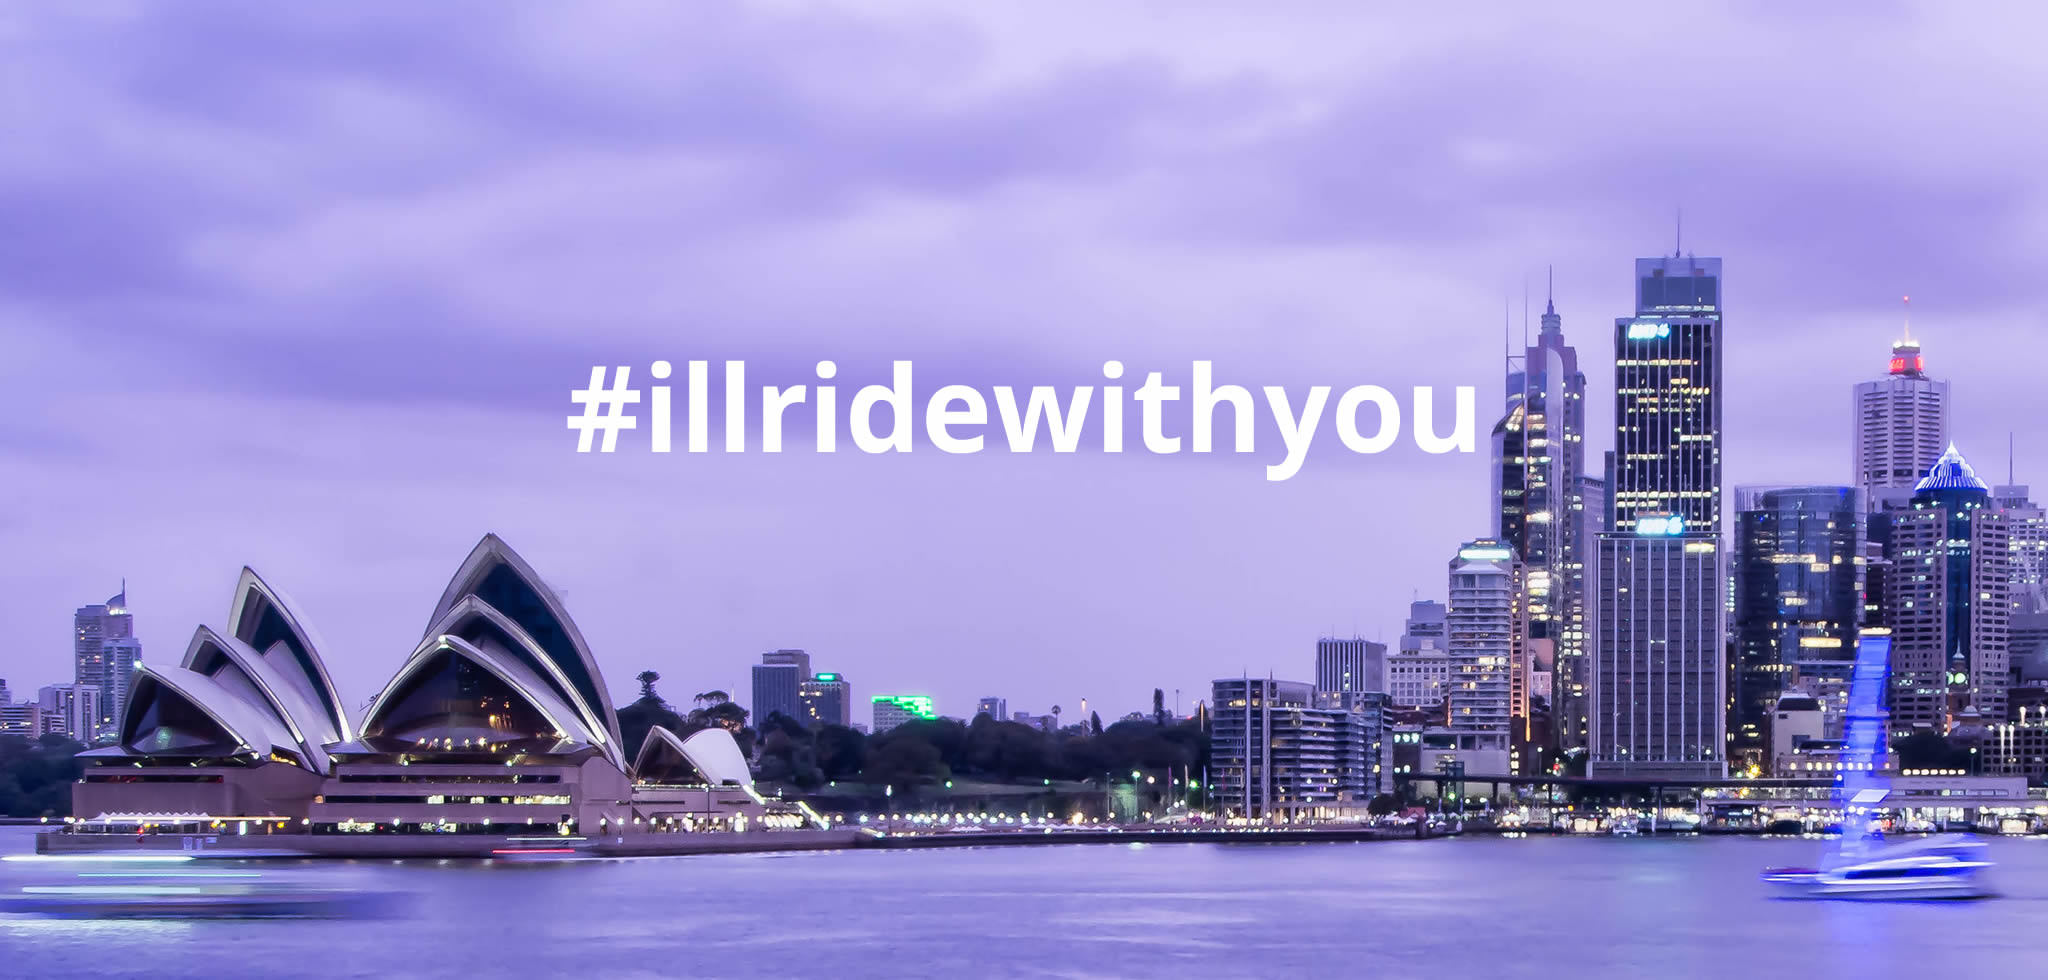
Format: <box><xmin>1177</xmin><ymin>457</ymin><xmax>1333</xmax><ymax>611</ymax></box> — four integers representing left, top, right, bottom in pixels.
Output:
<box><xmin>620</xmin><ymin>673</ymin><xmax>1210</xmax><ymax>795</ymax></box>
<box><xmin>0</xmin><ymin>733</ymin><xmax>88</xmax><ymax>818</ymax></box>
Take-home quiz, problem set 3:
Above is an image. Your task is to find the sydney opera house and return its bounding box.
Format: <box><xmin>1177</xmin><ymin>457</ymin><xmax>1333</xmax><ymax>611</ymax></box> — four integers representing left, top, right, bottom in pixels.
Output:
<box><xmin>65</xmin><ymin>535</ymin><xmax>807</xmax><ymax>851</ymax></box>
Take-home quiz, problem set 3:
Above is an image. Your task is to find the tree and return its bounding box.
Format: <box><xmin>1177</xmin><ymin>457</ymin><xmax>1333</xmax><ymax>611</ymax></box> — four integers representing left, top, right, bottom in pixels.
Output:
<box><xmin>694</xmin><ymin>690</ymin><xmax>731</xmax><ymax>708</ymax></box>
<box><xmin>1367</xmin><ymin>793</ymin><xmax>1400</xmax><ymax>817</ymax></box>
<box><xmin>816</xmin><ymin>724</ymin><xmax>868</xmax><ymax>780</ymax></box>
<box><xmin>636</xmin><ymin>671</ymin><xmax>661</xmax><ymax>700</ymax></box>
<box><xmin>1152</xmin><ymin>688</ymin><xmax>1167</xmax><ymax>725</ymax></box>
<box><xmin>1089</xmin><ymin>711</ymin><xmax>1103</xmax><ymax>736</ymax></box>
<box><xmin>863</xmin><ymin>737</ymin><xmax>947</xmax><ymax>793</ymax></box>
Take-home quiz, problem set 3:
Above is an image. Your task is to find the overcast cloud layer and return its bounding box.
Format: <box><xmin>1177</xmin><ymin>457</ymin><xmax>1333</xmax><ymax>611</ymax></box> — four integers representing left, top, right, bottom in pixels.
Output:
<box><xmin>2</xmin><ymin>2</ymin><xmax>2044</xmax><ymax>722</ymax></box>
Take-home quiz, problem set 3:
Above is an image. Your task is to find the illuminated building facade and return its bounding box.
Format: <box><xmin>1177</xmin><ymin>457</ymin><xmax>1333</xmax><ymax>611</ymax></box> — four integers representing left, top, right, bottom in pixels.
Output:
<box><xmin>1882</xmin><ymin>447</ymin><xmax>2012</xmax><ymax>733</ymax></box>
<box><xmin>1446</xmin><ymin>540</ymin><xmax>1522</xmax><ymax>772</ymax></box>
<box><xmin>975</xmin><ymin>696</ymin><xmax>1008</xmax><ymax>721</ymax></box>
<box><xmin>871</xmin><ymin>694</ymin><xmax>936</xmax><ymax>733</ymax></box>
<box><xmin>800</xmin><ymin>673</ymin><xmax>853</xmax><ymax>727</ymax></box>
<box><xmin>1852</xmin><ymin>322</ymin><xmax>1948</xmax><ymax>514</ymax></box>
<box><xmin>74</xmin><ymin>586</ymin><xmax>137</xmax><ymax>736</ymax></box>
<box><xmin>1730</xmin><ymin>486</ymin><xmax>1862</xmax><ymax>772</ymax></box>
<box><xmin>1591</xmin><ymin>254</ymin><xmax>1727</xmax><ymax>780</ymax></box>
<box><xmin>1494</xmin><ymin>283</ymin><xmax>1591</xmax><ymax>754</ymax></box>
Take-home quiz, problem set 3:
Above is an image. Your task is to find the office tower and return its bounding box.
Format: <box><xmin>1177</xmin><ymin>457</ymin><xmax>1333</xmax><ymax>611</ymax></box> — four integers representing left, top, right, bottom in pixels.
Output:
<box><xmin>1315</xmin><ymin>637</ymin><xmax>1387</xmax><ymax>696</ymax></box>
<box><xmin>1993</xmin><ymin>482</ymin><xmax>2047</xmax><ymax>617</ymax></box>
<box><xmin>1883</xmin><ymin>446</ymin><xmax>2012</xmax><ymax>733</ymax></box>
<box><xmin>1495</xmin><ymin>280</ymin><xmax>1591</xmax><ymax>756</ymax></box>
<box><xmin>74</xmin><ymin>585</ymin><xmax>135</xmax><ymax>736</ymax></box>
<box><xmin>1730</xmin><ymin>486</ymin><xmax>1862</xmax><ymax>773</ymax></box>
<box><xmin>1211</xmin><ymin>678</ymin><xmax>1369</xmax><ymax>819</ymax></box>
<box><xmin>798</xmin><ymin>672</ymin><xmax>853</xmax><ymax>727</ymax></box>
<box><xmin>1591</xmin><ymin>253</ymin><xmax>1727</xmax><ymax>780</ymax></box>
<box><xmin>1446</xmin><ymin>540</ymin><xmax>1523</xmax><ymax>773</ymax></box>
<box><xmin>1853</xmin><ymin>319</ymin><xmax>1948</xmax><ymax>513</ymax></box>
<box><xmin>750</xmin><ymin>649</ymin><xmax>811</xmax><ymax>725</ymax></box>
<box><xmin>0</xmin><ymin>679</ymin><xmax>9</xmax><ymax>707</ymax></box>
<box><xmin>36</xmin><ymin>683</ymin><xmax>102</xmax><ymax>742</ymax></box>
<box><xmin>871</xmin><ymin>695</ymin><xmax>936</xmax><ymax>734</ymax></box>
<box><xmin>1388</xmin><ymin>600</ymin><xmax>1450</xmax><ymax>709</ymax></box>
<box><xmin>975</xmin><ymin>696</ymin><xmax>1008</xmax><ymax>721</ymax></box>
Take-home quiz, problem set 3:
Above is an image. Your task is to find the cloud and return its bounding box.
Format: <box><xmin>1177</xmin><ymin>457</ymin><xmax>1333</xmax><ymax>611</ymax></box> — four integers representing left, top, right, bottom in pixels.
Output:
<box><xmin>1</xmin><ymin>1</ymin><xmax>2044</xmax><ymax>718</ymax></box>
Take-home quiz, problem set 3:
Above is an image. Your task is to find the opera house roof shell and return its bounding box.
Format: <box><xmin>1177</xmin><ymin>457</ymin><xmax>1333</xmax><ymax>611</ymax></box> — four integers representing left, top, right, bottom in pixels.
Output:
<box><xmin>87</xmin><ymin>533</ymin><xmax>752</xmax><ymax>786</ymax></box>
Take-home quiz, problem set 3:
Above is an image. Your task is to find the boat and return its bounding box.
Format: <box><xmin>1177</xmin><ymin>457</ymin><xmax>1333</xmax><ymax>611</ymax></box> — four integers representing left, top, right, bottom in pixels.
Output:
<box><xmin>0</xmin><ymin>856</ymin><xmax>402</xmax><ymax>919</ymax></box>
<box><xmin>1757</xmin><ymin>630</ymin><xmax>1997</xmax><ymax>901</ymax></box>
<box><xmin>1762</xmin><ymin>834</ymin><xmax>1995</xmax><ymax>900</ymax></box>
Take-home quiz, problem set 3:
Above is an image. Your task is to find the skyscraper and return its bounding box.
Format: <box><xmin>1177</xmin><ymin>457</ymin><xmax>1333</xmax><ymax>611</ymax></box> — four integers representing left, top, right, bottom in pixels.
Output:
<box><xmin>1853</xmin><ymin>317</ymin><xmax>1948</xmax><ymax>513</ymax></box>
<box><xmin>1993</xmin><ymin>482</ymin><xmax>2048</xmax><ymax>618</ymax></box>
<box><xmin>799</xmin><ymin>672</ymin><xmax>852</xmax><ymax>727</ymax></box>
<box><xmin>1494</xmin><ymin>279</ymin><xmax>1590</xmax><ymax>755</ymax></box>
<box><xmin>1591</xmin><ymin>254</ymin><xmax>1727</xmax><ymax>780</ymax></box>
<box><xmin>975</xmin><ymin>696</ymin><xmax>1009</xmax><ymax>721</ymax></box>
<box><xmin>751</xmin><ymin>648</ymin><xmax>811</xmax><ymax>725</ymax></box>
<box><xmin>74</xmin><ymin>585</ymin><xmax>135</xmax><ymax>737</ymax></box>
<box><xmin>1446</xmin><ymin>539</ymin><xmax>1522</xmax><ymax>773</ymax></box>
<box><xmin>1314</xmin><ymin>637</ymin><xmax>1387</xmax><ymax>696</ymax></box>
<box><xmin>1883</xmin><ymin>446</ymin><xmax>2011</xmax><ymax>733</ymax></box>
<box><xmin>1730</xmin><ymin>486</ymin><xmax>1862</xmax><ymax>773</ymax></box>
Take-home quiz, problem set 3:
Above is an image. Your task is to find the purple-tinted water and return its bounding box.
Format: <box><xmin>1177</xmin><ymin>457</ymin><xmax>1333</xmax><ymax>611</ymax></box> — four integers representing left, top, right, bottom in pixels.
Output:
<box><xmin>2</xmin><ymin>827</ymin><xmax>2044</xmax><ymax>977</ymax></box>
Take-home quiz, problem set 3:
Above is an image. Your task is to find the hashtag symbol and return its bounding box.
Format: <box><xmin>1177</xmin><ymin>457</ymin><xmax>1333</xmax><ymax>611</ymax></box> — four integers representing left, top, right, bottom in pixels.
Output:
<box><xmin>567</xmin><ymin>366</ymin><xmax>640</xmax><ymax>452</ymax></box>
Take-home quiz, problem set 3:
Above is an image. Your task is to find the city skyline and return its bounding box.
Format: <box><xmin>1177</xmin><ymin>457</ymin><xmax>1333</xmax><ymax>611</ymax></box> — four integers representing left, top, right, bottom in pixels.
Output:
<box><xmin>5</xmin><ymin>4</ymin><xmax>2048</xmax><ymax>724</ymax></box>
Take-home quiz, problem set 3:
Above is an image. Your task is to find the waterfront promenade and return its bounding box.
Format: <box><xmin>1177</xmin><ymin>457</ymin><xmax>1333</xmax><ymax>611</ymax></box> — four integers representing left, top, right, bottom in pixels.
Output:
<box><xmin>30</xmin><ymin>822</ymin><xmax>1436</xmax><ymax>859</ymax></box>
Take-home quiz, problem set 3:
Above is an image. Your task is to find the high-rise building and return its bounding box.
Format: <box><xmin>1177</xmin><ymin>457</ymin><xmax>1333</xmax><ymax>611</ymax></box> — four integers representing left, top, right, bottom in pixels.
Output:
<box><xmin>798</xmin><ymin>672</ymin><xmax>852</xmax><ymax>727</ymax></box>
<box><xmin>1494</xmin><ymin>280</ymin><xmax>1590</xmax><ymax>757</ymax></box>
<box><xmin>871</xmin><ymin>695</ymin><xmax>936</xmax><ymax>734</ymax></box>
<box><xmin>1591</xmin><ymin>254</ymin><xmax>1727</xmax><ymax>780</ymax></box>
<box><xmin>1853</xmin><ymin>319</ymin><xmax>1948</xmax><ymax>513</ymax></box>
<box><xmin>1993</xmin><ymin>483</ymin><xmax>2048</xmax><ymax>618</ymax></box>
<box><xmin>975</xmin><ymin>696</ymin><xmax>1008</xmax><ymax>721</ymax></box>
<box><xmin>1314</xmin><ymin>637</ymin><xmax>1387</xmax><ymax>696</ymax></box>
<box><xmin>1210</xmin><ymin>678</ymin><xmax>1371</xmax><ymax>819</ymax></box>
<box><xmin>1730</xmin><ymin>486</ymin><xmax>1863</xmax><ymax>773</ymax></box>
<box><xmin>1883</xmin><ymin>446</ymin><xmax>2012</xmax><ymax>733</ymax></box>
<box><xmin>750</xmin><ymin>649</ymin><xmax>811</xmax><ymax>725</ymax></box>
<box><xmin>1446</xmin><ymin>540</ymin><xmax>1523</xmax><ymax>773</ymax></box>
<box><xmin>1387</xmin><ymin>600</ymin><xmax>1450</xmax><ymax>709</ymax></box>
<box><xmin>74</xmin><ymin>585</ymin><xmax>135</xmax><ymax>736</ymax></box>
<box><xmin>36</xmin><ymin>683</ymin><xmax>102</xmax><ymax>742</ymax></box>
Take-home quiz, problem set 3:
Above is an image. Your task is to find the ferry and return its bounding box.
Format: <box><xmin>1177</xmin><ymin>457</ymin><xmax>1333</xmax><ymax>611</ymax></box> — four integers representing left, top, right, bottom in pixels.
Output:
<box><xmin>1761</xmin><ymin>834</ymin><xmax>1996</xmax><ymax>901</ymax></box>
<box><xmin>0</xmin><ymin>855</ymin><xmax>401</xmax><ymax>919</ymax></box>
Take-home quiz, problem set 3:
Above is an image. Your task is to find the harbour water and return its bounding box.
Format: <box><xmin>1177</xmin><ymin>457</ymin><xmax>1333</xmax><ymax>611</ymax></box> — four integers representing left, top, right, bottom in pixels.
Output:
<box><xmin>2</xmin><ymin>827</ymin><xmax>2044</xmax><ymax>977</ymax></box>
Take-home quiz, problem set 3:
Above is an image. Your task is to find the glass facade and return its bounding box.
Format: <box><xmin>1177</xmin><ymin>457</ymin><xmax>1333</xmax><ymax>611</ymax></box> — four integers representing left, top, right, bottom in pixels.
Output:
<box><xmin>1730</xmin><ymin>486</ymin><xmax>1861</xmax><ymax>773</ymax></box>
<box><xmin>363</xmin><ymin>650</ymin><xmax>561</xmax><ymax>752</ymax></box>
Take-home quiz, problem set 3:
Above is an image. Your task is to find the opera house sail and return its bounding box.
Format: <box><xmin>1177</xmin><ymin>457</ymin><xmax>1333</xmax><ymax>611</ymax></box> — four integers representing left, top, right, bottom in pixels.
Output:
<box><xmin>67</xmin><ymin>533</ymin><xmax>791</xmax><ymax>851</ymax></box>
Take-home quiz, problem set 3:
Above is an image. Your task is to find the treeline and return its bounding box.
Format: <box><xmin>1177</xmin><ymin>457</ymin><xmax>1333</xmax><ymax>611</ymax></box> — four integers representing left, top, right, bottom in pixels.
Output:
<box><xmin>0</xmin><ymin>733</ymin><xmax>88</xmax><ymax>818</ymax></box>
<box><xmin>618</xmin><ymin>674</ymin><xmax>1209</xmax><ymax>793</ymax></box>
<box><xmin>758</xmin><ymin>712</ymin><xmax>1210</xmax><ymax>793</ymax></box>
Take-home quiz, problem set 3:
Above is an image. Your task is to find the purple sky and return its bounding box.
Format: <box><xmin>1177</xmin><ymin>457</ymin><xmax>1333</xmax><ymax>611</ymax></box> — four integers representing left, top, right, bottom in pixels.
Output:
<box><xmin>3</xmin><ymin>3</ymin><xmax>2045</xmax><ymax>724</ymax></box>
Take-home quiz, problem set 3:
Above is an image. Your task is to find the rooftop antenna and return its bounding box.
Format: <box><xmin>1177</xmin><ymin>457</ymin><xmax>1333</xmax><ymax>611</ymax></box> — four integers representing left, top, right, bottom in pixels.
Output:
<box><xmin>1675</xmin><ymin>206</ymin><xmax>1683</xmax><ymax>257</ymax></box>
<box><xmin>1902</xmin><ymin>294</ymin><xmax>1913</xmax><ymax>343</ymax></box>
<box><xmin>2010</xmin><ymin>430</ymin><xmax>2016</xmax><ymax>486</ymax></box>
<box><xmin>1522</xmin><ymin>275</ymin><xmax>1531</xmax><ymax>349</ymax></box>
